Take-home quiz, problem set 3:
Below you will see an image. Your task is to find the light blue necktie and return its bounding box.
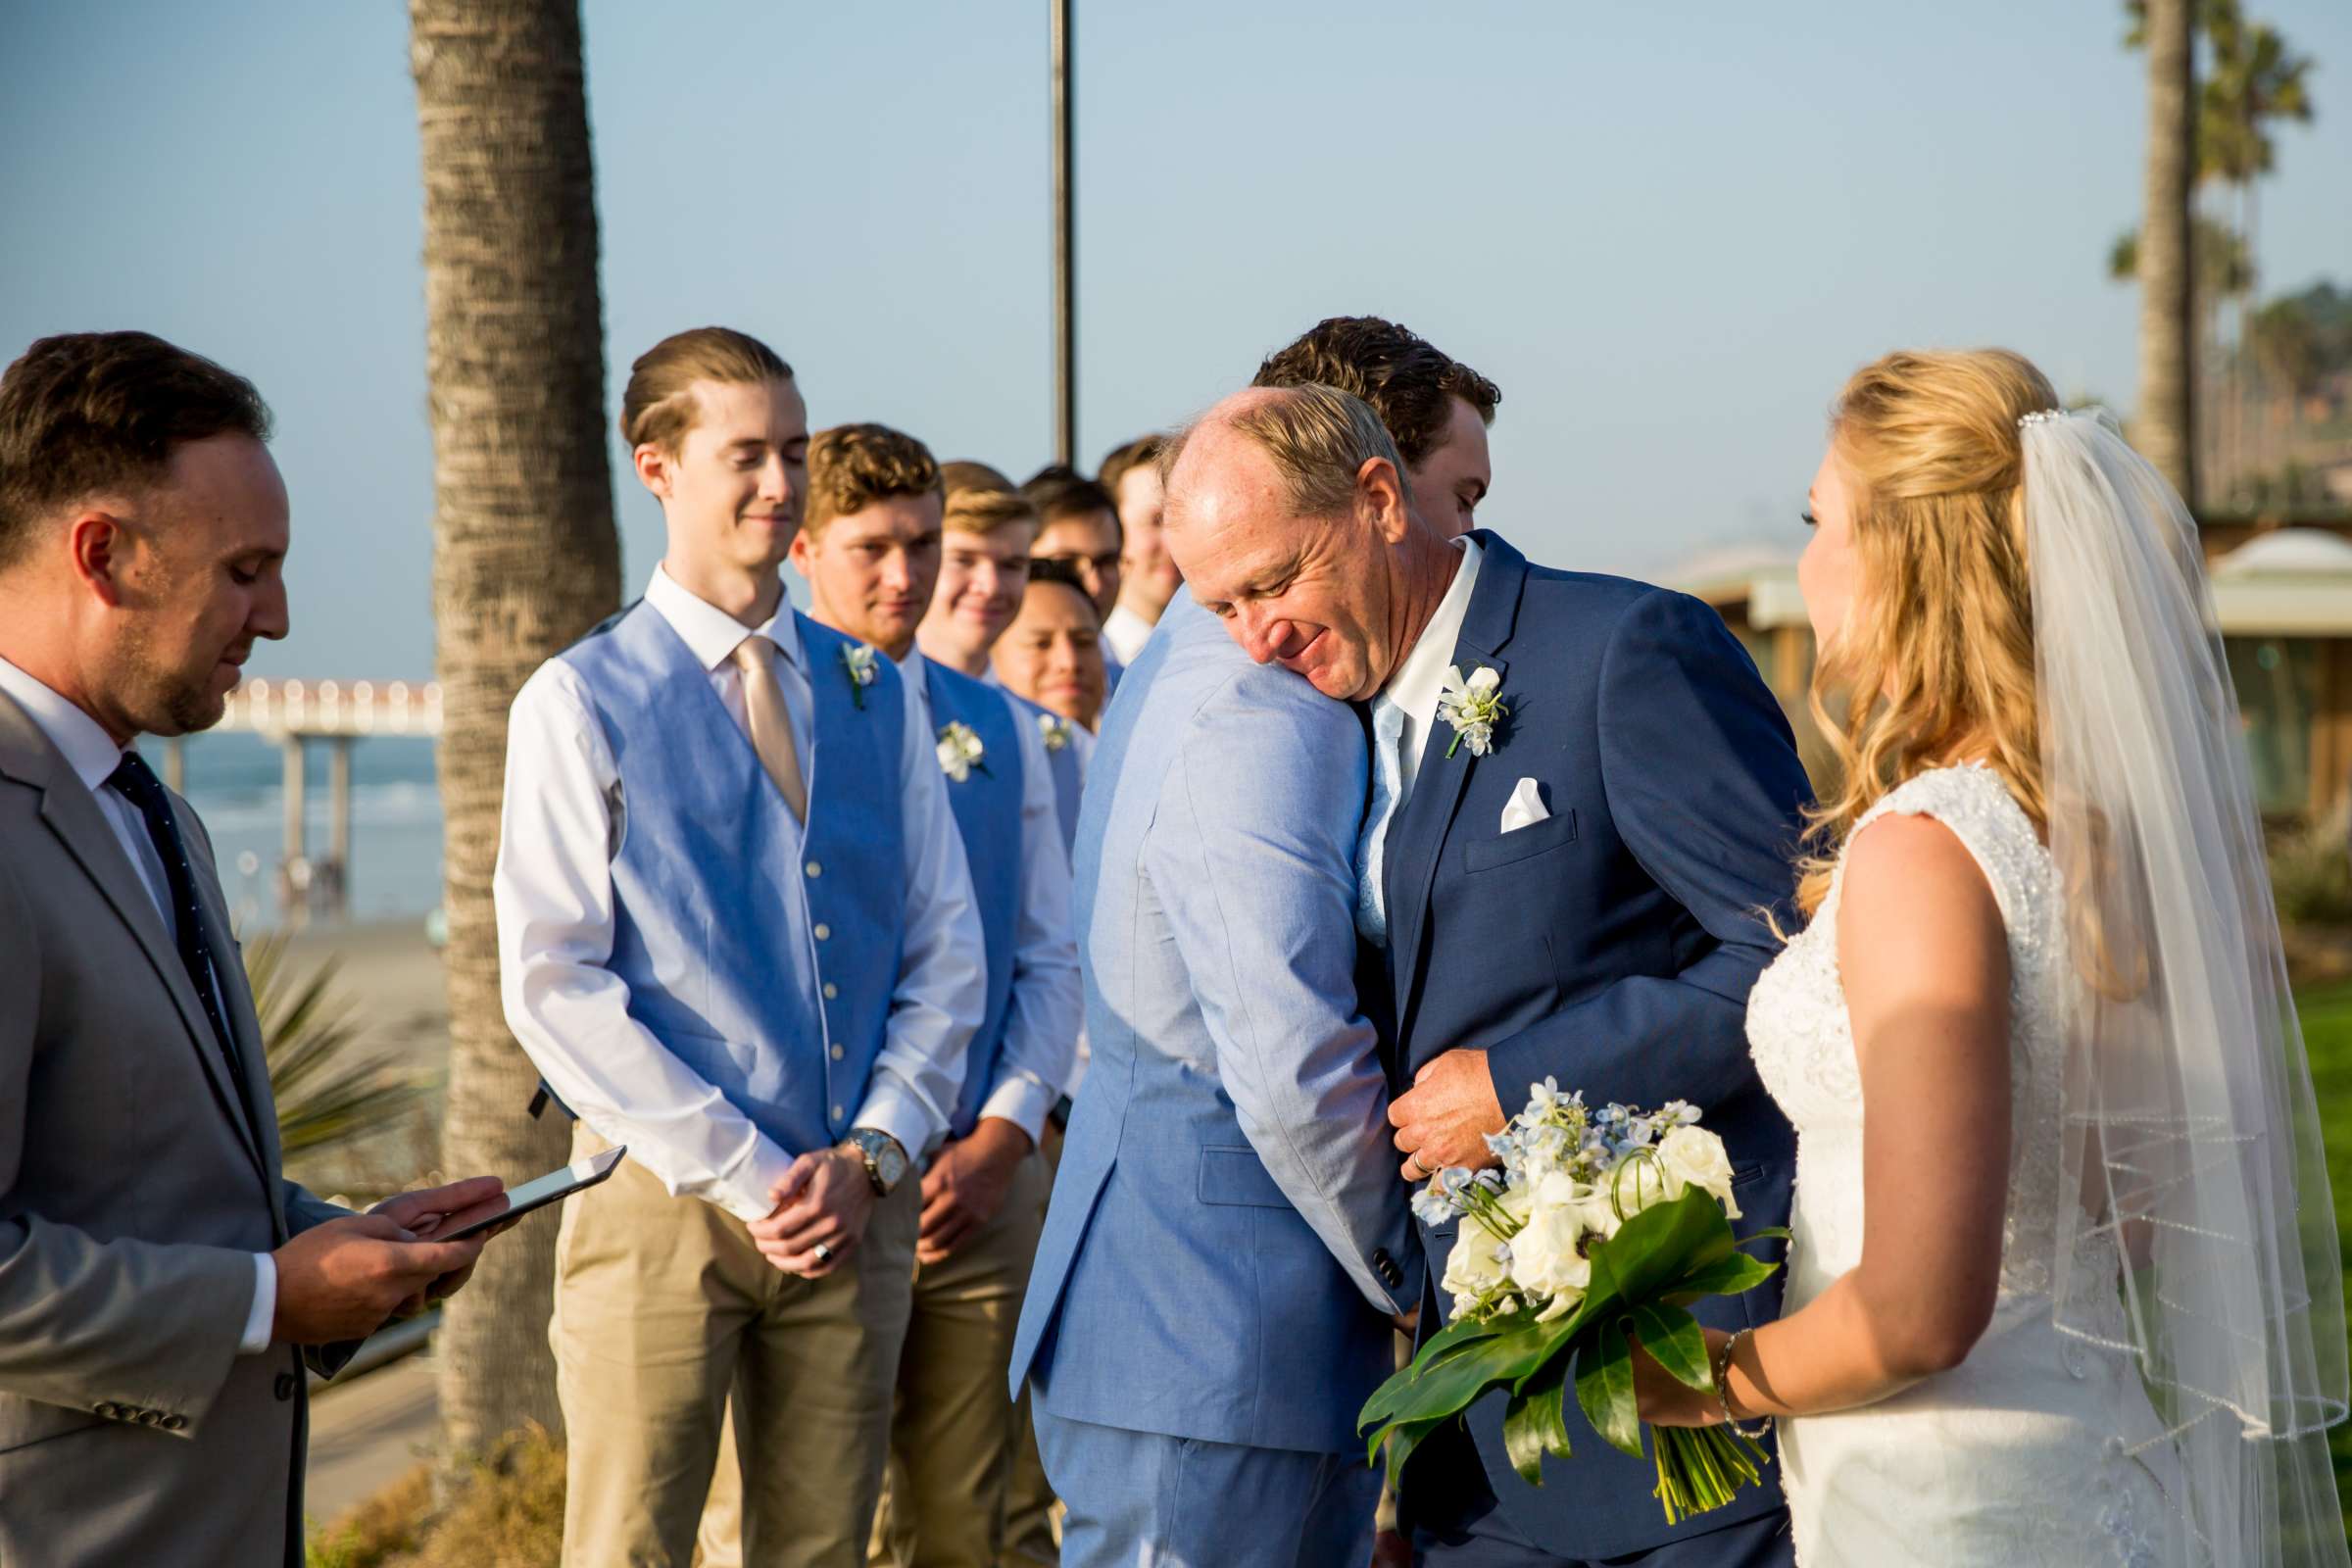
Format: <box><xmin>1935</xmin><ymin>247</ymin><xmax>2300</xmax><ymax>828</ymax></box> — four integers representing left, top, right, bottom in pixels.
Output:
<box><xmin>1354</xmin><ymin>697</ymin><xmax>1405</xmax><ymax>947</ymax></box>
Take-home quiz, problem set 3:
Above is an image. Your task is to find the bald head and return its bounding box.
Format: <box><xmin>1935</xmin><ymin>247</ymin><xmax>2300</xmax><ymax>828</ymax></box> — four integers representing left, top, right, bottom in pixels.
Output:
<box><xmin>1162</xmin><ymin>383</ymin><xmax>1456</xmax><ymax>701</ymax></box>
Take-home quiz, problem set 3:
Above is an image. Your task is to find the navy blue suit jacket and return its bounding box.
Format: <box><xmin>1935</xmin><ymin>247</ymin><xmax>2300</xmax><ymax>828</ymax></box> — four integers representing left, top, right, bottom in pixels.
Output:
<box><xmin>1380</xmin><ymin>533</ymin><xmax>1811</xmax><ymax>1559</ymax></box>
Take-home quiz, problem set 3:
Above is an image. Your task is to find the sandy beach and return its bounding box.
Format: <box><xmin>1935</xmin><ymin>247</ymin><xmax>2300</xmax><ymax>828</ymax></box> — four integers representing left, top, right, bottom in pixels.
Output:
<box><xmin>262</xmin><ymin>915</ymin><xmax>452</xmax><ymax>1203</ymax></box>
<box><xmin>276</xmin><ymin>915</ymin><xmax>451</xmax><ymax>1067</ymax></box>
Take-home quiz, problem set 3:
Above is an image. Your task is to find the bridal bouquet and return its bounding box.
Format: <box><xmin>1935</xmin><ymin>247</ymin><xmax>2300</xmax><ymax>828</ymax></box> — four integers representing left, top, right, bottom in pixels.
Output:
<box><xmin>1361</xmin><ymin>1083</ymin><xmax>1784</xmax><ymax>1524</ymax></box>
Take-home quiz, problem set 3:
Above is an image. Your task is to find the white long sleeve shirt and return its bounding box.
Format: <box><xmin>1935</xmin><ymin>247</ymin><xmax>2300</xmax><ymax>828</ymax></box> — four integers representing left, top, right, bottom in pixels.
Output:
<box><xmin>904</xmin><ymin>652</ymin><xmax>1080</xmax><ymax>1145</ymax></box>
<box><xmin>494</xmin><ymin>567</ymin><xmax>986</xmax><ymax>1221</ymax></box>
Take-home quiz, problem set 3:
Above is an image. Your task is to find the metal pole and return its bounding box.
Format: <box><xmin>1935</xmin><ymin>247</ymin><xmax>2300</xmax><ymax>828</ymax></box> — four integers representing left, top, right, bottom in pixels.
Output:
<box><xmin>327</xmin><ymin>736</ymin><xmax>354</xmax><ymax>920</ymax></box>
<box><xmin>279</xmin><ymin>735</ymin><xmax>309</xmax><ymax>927</ymax></box>
<box><xmin>1050</xmin><ymin>0</ymin><xmax>1076</xmax><ymax>466</ymax></box>
<box><xmin>281</xmin><ymin>737</ymin><xmax>307</xmax><ymax>866</ymax></box>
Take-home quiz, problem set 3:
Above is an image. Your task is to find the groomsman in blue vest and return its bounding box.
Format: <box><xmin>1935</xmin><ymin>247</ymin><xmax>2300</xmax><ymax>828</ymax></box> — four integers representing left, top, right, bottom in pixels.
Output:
<box><xmin>1019</xmin><ymin>466</ymin><xmax>1127</xmax><ymax>696</ymax></box>
<box><xmin>992</xmin><ymin>557</ymin><xmax>1105</xmax><ymax>853</ymax></box>
<box><xmin>783</xmin><ymin>425</ymin><xmax>1080</xmax><ymax>1568</ymax></box>
<box><xmin>985</xmin><ymin>555</ymin><xmax>1105</xmax><ymax>1568</ymax></box>
<box><xmin>495</xmin><ymin>328</ymin><xmax>987</xmax><ymax>1568</ymax></box>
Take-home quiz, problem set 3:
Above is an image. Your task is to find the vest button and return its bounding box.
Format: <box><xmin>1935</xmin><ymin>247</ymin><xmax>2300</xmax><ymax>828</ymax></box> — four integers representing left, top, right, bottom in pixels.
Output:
<box><xmin>831</xmin><ymin>1104</ymin><xmax>846</xmax><ymax>1121</ymax></box>
<box><xmin>813</xmin><ymin>923</ymin><xmax>831</xmax><ymax>941</ymax></box>
<box><xmin>272</xmin><ymin>1372</ymin><xmax>298</xmax><ymax>1401</ymax></box>
<box><xmin>822</xmin><ymin>982</ymin><xmax>839</xmax><ymax>1000</ymax></box>
<box><xmin>805</xmin><ymin>860</ymin><xmax>822</xmax><ymax>878</ymax></box>
<box><xmin>831</xmin><ymin>1045</ymin><xmax>845</xmax><ymax>1060</ymax></box>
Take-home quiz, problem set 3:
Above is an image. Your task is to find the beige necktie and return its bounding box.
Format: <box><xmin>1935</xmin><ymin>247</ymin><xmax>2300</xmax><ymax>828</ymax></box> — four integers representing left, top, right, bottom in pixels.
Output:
<box><xmin>731</xmin><ymin>635</ymin><xmax>808</xmax><ymax>823</ymax></box>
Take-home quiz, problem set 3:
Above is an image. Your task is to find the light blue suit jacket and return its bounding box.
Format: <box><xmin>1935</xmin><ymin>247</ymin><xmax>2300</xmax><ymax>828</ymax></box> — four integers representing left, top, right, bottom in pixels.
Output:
<box><xmin>1008</xmin><ymin>593</ymin><xmax>1421</xmax><ymax>1455</ymax></box>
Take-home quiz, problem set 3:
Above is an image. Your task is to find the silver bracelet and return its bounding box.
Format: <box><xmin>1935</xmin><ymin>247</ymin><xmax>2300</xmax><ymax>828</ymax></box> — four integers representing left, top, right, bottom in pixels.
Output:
<box><xmin>1713</xmin><ymin>1328</ymin><xmax>1774</xmax><ymax>1439</ymax></box>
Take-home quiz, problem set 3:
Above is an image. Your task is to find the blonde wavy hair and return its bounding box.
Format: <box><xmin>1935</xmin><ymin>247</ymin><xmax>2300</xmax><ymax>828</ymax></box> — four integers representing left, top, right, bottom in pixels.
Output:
<box><xmin>1791</xmin><ymin>348</ymin><xmax>2061</xmax><ymax>919</ymax></box>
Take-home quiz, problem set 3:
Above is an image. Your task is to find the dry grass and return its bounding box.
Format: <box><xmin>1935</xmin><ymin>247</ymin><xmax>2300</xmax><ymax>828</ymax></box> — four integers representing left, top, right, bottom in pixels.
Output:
<box><xmin>307</xmin><ymin>1426</ymin><xmax>565</xmax><ymax>1568</ymax></box>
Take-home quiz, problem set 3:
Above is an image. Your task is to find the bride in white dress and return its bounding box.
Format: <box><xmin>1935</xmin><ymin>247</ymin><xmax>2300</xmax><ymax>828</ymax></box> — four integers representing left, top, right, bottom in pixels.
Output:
<box><xmin>1634</xmin><ymin>348</ymin><xmax>2350</xmax><ymax>1566</ymax></box>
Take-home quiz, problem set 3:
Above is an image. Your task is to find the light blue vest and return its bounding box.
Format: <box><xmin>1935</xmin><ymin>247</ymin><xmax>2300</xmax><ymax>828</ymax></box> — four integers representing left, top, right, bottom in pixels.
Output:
<box><xmin>921</xmin><ymin>661</ymin><xmax>1027</xmax><ymax>1138</ymax></box>
<box><xmin>1004</xmin><ymin>692</ymin><xmax>1084</xmax><ymax>855</ymax></box>
<box><xmin>559</xmin><ymin>602</ymin><xmax>907</xmax><ymax>1155</ymax></box>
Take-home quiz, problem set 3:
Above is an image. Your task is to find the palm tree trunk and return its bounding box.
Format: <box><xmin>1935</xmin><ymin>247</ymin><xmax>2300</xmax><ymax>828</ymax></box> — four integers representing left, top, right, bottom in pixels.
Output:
<box><xmin>408</xmin><ymin>0</ymin><xmax>619</xmax><ymax>1458</ymax></box>
<box><xmin>2136</xmin><ymin>0</ymin><xmax>2198</xmax><ymax>504</ymax></box>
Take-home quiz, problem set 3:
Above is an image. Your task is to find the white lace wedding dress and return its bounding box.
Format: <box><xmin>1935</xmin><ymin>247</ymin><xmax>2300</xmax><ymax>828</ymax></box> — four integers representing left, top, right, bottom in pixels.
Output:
<box><xmin>1746</xmin><ymin>764</ymin><xmax>2182</xmax><ymax>1566</ymax></box>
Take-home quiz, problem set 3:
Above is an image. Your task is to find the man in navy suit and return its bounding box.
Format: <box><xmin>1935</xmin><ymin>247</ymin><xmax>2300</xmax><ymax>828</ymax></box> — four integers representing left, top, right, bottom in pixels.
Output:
<box><xmin>1165</xmin><ymin>382</ymin><xmax>1810</xmax><ymax>1567</ymax></box>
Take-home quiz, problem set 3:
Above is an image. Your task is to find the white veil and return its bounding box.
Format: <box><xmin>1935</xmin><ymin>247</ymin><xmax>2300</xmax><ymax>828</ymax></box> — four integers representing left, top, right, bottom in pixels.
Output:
<box><xmin>2024</xmin><ymin>407</ymin><xmax>2350</xmax><ymax>1566</ymax></box>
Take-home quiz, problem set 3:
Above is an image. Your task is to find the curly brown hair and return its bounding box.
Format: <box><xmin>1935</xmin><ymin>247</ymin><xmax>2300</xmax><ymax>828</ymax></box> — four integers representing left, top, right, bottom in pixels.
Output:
<box><xmin>805</xmin><ymin>422</ymin><xmax>942</xmax><ymax>536</ymax></box>
<box><xmin>1250</xmin><ymin>316</ymin><xmax>1498</xmax><ymax>468</ymax></box>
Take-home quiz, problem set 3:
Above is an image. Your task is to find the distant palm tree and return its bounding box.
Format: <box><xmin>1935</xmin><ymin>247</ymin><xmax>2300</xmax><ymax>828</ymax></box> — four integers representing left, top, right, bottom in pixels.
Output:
<box><xmin>2133</xmin><ymin>0</ymin><xmax>2199</xmax><ymax>503</ymax></box>
<box><xmin>2200</xmin><ymin>10</ymin><xmax>2313</xmax><ymax>488</ymax></box>
<box><xmin>408</xmin><ymin>0</ymin><xmax>620</xmax><ymax>1458</ymax></box>
<box><xmin>2118</xmin><ymin>0</ymin><xmax>2313</xmax><ymax>502</ymax></box>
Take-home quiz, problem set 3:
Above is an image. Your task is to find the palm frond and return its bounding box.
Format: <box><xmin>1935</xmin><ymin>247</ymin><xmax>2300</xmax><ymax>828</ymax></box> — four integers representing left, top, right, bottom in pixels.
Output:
<box><xmin>244</xmin><ymin>935</ymin><xmax>427</xmax><ymax>1159</ymax></box>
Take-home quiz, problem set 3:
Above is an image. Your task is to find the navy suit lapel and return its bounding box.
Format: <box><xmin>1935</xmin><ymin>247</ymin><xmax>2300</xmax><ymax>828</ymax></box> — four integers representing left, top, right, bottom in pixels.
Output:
<box><xmin>1381</xmin><ymin>531</ymin><xmax>1529</xmax><ymax>1029</ymax></box>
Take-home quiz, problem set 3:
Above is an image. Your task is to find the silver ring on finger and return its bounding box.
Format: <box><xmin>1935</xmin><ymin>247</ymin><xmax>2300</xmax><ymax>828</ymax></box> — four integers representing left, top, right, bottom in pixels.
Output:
<box><xmin>812</xmin><ymin>1242</ymin><xmax>835</xmax><ymax>1266</ymax></box>
<box><xmin>1406</xmin><ymin>1152</ymin><xmax>1430</xmax><ymax>1180</ymax></box>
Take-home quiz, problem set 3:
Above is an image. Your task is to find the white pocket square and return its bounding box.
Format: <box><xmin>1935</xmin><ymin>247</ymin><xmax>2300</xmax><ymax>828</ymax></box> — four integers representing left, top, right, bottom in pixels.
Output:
<box><xmin>1499</xmin><ymin>777</ymin><xmax>1549</xmax><ymax>834</ymax></box>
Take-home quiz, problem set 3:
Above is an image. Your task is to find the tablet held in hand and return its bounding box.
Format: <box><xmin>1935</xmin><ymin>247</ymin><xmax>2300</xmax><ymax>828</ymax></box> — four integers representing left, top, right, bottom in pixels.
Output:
<box><xmin>432</xmin><ymin>1145</ymin><xmax>627</xmax><ymax>1241</ymax></box>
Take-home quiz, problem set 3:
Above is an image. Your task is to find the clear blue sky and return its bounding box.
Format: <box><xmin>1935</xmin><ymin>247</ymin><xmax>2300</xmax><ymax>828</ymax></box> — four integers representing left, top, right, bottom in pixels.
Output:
<box><xmin>4</xmin><ymin>1</ymin><xmax>2347</xmax><ymax>679</ymax></box>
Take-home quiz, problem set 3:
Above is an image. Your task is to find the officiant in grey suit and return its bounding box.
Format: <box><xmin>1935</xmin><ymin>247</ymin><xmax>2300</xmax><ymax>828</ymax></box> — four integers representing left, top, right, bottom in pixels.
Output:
<box><xmin>0</xmin><ymin>331</ymin><xmax>506</xmax><ymax>1567</ymax></box>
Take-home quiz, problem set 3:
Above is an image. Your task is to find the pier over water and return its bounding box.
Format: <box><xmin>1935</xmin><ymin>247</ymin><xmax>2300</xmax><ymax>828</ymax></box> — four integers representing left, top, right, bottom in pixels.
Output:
<box><xmin>168</xmin><ymin>678</ymin><xmax>443</xmax><ymax>922</ymax></box>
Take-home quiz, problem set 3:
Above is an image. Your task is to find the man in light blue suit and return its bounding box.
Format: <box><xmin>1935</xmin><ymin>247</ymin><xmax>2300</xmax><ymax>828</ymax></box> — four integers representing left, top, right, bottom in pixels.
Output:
<box><xmin>1008</xmin><ymin>518</ymin><xmax>1422</xmax><ymax>1560</ymax></box>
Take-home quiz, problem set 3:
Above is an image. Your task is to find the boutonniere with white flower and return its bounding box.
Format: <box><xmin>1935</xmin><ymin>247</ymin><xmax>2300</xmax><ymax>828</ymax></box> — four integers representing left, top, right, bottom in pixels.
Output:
<box><xmin>841</xmin><ymin>645</ymin><xmax>879</xmax><ymax>710</ymax></box>
<box><xmin>936</xmin><ymin>720</ymin><xmax>989</xmax><ymax>782</ymax></box>
<box><xmin>1438</xmin><ymin>664</ymin><xmax>1508</xmax><ymax>758</ymax></box>
<box><xmin>1036</xmin><ymin>711</ymin><xmax>1074</xmax><ymax>753</ymax></box>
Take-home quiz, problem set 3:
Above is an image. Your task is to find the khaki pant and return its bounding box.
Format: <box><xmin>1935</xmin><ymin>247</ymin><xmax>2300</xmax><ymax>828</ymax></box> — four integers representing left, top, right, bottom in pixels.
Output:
<box><xmin>551</xmin><ymin>1125</ymin><xmax>917</xmax><ymax>1568</ymax></box>
<box><xmin>995</xmin><ymin>1130</ymin><xmax>1065</xmax><ymax>1568</ymax></box>
<box><xmin>869</xmin><ymin>1150</ymin><xmax>1050</xmax><ymax>1568</ymax></box>
<box><xmin>701</xmin><ymin>1148</ymin><xmax>1050</xmax><ymax>1568</ymax></box>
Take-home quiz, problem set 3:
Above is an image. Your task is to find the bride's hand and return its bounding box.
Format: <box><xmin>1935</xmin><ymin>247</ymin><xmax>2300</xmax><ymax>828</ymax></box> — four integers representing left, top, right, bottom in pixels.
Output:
<box><xmin>1630</xmin><ymin>1327</ymin><xmax>1731</xmax><ymax>1429</ymax></box>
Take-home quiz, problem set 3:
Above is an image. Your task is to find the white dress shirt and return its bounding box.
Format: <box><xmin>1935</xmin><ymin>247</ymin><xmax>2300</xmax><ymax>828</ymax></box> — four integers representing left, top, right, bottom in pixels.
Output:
<box><xmin>1378</xmin><ymin>535</ymin><xmax>1485</xmax><ymax>809</ymax></box>
<box><xmin>903</xmin><ymin>650</ymin><xmax>1081</xmax><ymax>1144</ymax></box>
<box><xmin>495</xmin><ymin>566</ymin><xmax>987</xmax><ymax>1221</ymax></box>
<box><xmin>0</xmin><ymin>656</ymin><xmax>278</xmax><ymax>1354</ymax></box>
<box><xmin>1102</xmin><ymin>603</ymin><xmax>1154</xmax><ymax>666</ymax></box>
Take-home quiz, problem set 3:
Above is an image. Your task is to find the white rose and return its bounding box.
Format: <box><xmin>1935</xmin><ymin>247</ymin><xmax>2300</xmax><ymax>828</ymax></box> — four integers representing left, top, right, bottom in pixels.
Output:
<box><xmin>1657</xmin><ymin>1125</ymin><xmax>1741</xmax><ymax>1219</ymax></box>
<box><xmin>1442</xmin><ymin>1216</ymin><xmax>1511</xmax><ymax>1305</ymax></box>
<box><xmin>1600</xmin><ymin>1152</ymin><xmax>1677</xmax><ymax>1222</ymax></box>
<box><xmin>1507</xmin><ymin>1172</ymin><xmax>1593</xmax><ymax>1308</ymax></box>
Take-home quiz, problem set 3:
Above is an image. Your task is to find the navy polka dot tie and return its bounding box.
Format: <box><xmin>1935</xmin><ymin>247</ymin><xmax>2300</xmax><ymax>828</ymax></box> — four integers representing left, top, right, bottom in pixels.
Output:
<box><xmin>107</xmin><ymin>750</ymin><xmax>237</xmax><ymax>1068</ymax></box>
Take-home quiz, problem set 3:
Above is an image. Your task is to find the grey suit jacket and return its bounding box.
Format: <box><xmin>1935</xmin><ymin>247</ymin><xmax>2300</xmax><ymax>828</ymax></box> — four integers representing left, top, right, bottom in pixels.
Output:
<box><xmin>0</xmin><ymin>691</ymin><xmax>352</xmax><ymax>1567</ymax></box>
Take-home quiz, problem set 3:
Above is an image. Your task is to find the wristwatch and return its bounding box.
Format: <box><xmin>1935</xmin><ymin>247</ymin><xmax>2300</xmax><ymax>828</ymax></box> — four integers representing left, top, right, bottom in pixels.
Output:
<box><xmin>846</xmin><ymin>1129</ymin><xmax>910</xmax><ymax>1197</ymax></box>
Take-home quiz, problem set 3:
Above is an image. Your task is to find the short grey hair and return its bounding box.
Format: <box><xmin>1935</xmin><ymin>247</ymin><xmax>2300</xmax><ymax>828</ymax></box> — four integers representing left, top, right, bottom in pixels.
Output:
<box><xmin>1159</xmin><ymin>382</ymin><xmax>1408</xmax><ymax>518</ymax></box>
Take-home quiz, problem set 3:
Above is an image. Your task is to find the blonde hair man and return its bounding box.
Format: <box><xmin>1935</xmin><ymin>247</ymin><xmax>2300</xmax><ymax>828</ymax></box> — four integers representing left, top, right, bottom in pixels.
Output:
<box><xmin>818</xmin><ymin>431</ymin><xmax>1080</xmax><ymax>1568</ymax></box>
<box><xmin>496</xmin><ymin>328</ymin><xmax>987</xmax><ymax>1568</ymax></box>
<box><xmin>916</xmin><ymin>482</ymin><xmax>1040</xmax><ymax>679</ymax></box>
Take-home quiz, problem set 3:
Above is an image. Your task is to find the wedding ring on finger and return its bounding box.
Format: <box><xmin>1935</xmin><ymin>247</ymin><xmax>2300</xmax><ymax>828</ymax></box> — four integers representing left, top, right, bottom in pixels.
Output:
<box><xmin>1406</xmin><ymin>1152</ymin><xmax>1430</xmax><ymax>1180</ymax></box>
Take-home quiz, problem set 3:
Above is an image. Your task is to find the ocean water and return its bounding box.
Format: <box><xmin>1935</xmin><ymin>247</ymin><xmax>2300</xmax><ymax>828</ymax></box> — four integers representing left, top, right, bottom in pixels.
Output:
<box><xmin>155</xmin><ymin>731</ymin><xmax>444</xmax><ymax>930</ymax></box>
